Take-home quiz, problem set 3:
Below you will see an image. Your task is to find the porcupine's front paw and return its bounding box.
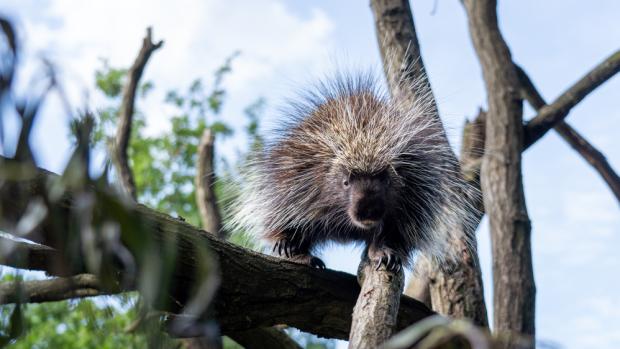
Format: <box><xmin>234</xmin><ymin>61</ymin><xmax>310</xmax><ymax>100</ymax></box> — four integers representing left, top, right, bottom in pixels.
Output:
<box><xmin>272</xmin><ymin>238</ymin><xmax>326</xmax><ymax>269</ymax></box>
<box><xmin>367</xmin><ymin>245</ymin><xmax>402</xmax><ymax>273</ymax></box>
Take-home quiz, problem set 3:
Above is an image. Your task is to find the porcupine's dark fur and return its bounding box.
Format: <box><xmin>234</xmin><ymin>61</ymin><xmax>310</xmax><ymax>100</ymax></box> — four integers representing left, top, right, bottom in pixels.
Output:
<box><xmin>227</xmin><ymin>72</ymin><xmax>479</xmax><ymax>271</ymax></box>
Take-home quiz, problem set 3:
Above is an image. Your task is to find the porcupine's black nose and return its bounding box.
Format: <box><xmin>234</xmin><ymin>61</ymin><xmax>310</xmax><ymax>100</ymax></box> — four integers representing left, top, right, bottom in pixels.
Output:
<box><xmin>352</xmin><ymin>192</ymin><xmax>386</xmax><ymax>229</ymax></box>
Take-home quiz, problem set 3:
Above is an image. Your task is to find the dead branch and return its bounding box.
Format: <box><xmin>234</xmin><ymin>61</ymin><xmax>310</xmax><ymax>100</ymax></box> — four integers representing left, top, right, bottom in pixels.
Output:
<box><xmin>0</xmin><ymin>274</ymin><xmax>104</xmax><ymax>304</ymax></box>
<box><xmin>0</xmin><ymin>157</ymin><xmax>434</xmax><ymax>340</ymax></box>
<box><xmin>524</xmin><ymin>49</ymin><xmax>620</xmax><ymax>147</ymax></box>
<box><xmin>462</xmin><ymin>0</ymin><xmax>535</xmax><ymax>342</ymax></box>
<box><xmin>195</xmin><ymin>128</ymin><xmax>223</xmax><ymax>236</ymax></box>
<box><xmin>370</xmin><ymin>0</ymin><xmax>438</xmax><ymax>115</ymax></box>
<box><xmin>517</xmin><ymin>65</ymin><xmax>620</xmax><ymax>203</ymax></box>
<box><xmin>114</xmin><ymin>27</ymin><xmax>163</xmax><ymax>199</ymax></box>
<box><xmin>348</xmin><ymin>259</ymin><xmax>405</xmax><ymax>349</ymax></box>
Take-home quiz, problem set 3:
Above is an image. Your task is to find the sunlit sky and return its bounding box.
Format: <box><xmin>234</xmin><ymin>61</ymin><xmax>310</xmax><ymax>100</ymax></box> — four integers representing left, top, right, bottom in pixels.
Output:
<box><xmin>1</xmin><ymin>1</ymin><xmax>619</xmax><ymax>348</ymax></box>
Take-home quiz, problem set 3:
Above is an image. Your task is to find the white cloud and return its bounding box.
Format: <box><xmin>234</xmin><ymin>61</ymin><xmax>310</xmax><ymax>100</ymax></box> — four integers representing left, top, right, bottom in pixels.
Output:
<box><xmin>1</xmin><ymin>0</ymin><xmax>335</xmax><ymax>168</ymax></box>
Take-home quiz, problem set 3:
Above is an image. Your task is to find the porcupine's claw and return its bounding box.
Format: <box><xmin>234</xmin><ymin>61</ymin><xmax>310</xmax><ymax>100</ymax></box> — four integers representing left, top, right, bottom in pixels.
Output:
<box><xmin>370</xmin><ymin>247</ymin><xmax>402</xmax><ymax>273</ymax></box>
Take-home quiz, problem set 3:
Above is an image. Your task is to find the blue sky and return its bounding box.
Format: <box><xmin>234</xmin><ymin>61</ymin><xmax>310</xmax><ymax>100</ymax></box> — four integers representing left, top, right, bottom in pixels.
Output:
<box><xmin>1</xmin><ymin>1</ymin><xmax>619</xmax><ymax>348</ymax></box>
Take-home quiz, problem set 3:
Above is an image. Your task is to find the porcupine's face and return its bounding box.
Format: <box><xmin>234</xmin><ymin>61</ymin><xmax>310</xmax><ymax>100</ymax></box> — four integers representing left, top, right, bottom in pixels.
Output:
<box><xmin>339</xmin><ymin>169</ymin><xmax>391</xmax><ymax>230</ymax></box>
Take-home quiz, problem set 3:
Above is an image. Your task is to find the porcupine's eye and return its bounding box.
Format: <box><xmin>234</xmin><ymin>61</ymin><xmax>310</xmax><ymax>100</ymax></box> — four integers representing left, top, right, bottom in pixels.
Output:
<box><xmin>342</xmin><ymin>178</ymin><xmax>350</xmax><ymax>188</ymax></box>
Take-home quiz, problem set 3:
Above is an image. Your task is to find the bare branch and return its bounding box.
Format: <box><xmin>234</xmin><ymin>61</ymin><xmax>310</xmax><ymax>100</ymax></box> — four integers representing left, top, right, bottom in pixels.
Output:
<box><xmin>114</xmin><ymin>27</ymin><xmax>163</xmax><ymax>199</ymax></box>
<box><xmin>461</xmin><ymin>0</ymin><xmax>535</xmax><ymax>342</ymax></box>
<box><xmin>0</xmin><ymin>274</ymin><xmax>104</xmax><ymax>304</ymax></box>
<box><xmin>524</xmin><ymin>49</ymin><xmax>620</xmax><ymax>147</ymax></box>
<box><xmin>195</xmin><ymin>129</ymin><xmax>223</xmax><ymax>236</ymax></box>
<box><xmin>0</xmin><ymin>157</ymin><xmax>434</xmax><ymax>340</ymax></box>
<box><xmin>554</xmin><ymin>122</ymin><xmax>620</xmax><ymax>203</ymax></box>
<box><xmin>370</xmin><ymin>0</ymin><xmax>438</xmax><ymax>115</ymax></box>
<box><xmin>348</xmin><ymin>259</ymin><xmax>404</xmax><ymax>348</ymax></box>
<box><xmin>517</xmin><ymin>65</ymin><xmax>620</xmax><ymax>203</ymax></box>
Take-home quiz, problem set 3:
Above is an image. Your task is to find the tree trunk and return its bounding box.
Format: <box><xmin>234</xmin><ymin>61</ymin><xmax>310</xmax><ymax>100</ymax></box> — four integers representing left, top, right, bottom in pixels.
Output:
<box><xmin>462</xmin><ymin>0</ymin><xmax>535</xmax><ymax>342</ymax></box>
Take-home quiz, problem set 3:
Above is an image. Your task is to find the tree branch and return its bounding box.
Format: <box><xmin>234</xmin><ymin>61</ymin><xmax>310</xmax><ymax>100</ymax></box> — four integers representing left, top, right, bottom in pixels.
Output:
<box><xmin>462</xmin><ymin>0</ymin><xmax>535</xmax><ymax>342</ymax></box>
<box><xmin>370</xmin><ymin>0</ymin><xmax>438</xmax><ymax>115</ymax></box>
<box><xmin>348</xmin><ymin>259</ymin><xmax>404</xmax><ymax>348</ymax></box>
<box><xmin>195</xmin><ymin>129</ymin><xmax>223</xmax><ymax>236</ymax></box>
<box><xmin>517</xmin><ymin>65</ymin><xmax>620</xmax><ymax>203</ymax></box>
<box><xmin>524</xmin><ymin>49</ymin><xmax>620</xmax><ymax>147</ymax></box>
<box><xmin>0</xmin><ymin>158</ymin><xmax>434</xmax><ymax>340</ymax></box>
<box><xmin>114</xmin><ymin>27</ymin><xmax>163</xmax><ymax>199</ymax></box>
<box><xmin>0</xmin><ymin>274</ymin><xmax>105</xmax><ymax>304</ymax></box>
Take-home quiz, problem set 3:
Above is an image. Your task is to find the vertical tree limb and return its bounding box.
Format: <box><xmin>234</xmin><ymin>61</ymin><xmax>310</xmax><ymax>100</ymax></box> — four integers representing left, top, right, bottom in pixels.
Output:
<box><xmin>424</xmin><ymin>109</ymin><xmax>489</xmax><ymax>328</ymax></box>
<box><xmin>461</xmin><ymin>0</ymin><xmax>535</xmax><ymax>343</ymax></box>
<box><xmin>195</xmin><ymin>128</ymin><xmax>223</xmax><ymax>236</ymax></box>
<box><xmin>114</xmin><ymin>27</ymin><xmax>163</xmax><ymax>199</ymax></box>
<box><xmin>348</xmin><ymin>259</ymin><xmax>404</xmax><ymax>349</ymax></box>
<box><xmin>370</xmin><ymin>0</ymin><xmax>438</xmax><ymax>115</ymax></box>
<box><xmin>516</xmin><ymin>66</ymin><xmax>620</xmax><ymax>203</ymax></box>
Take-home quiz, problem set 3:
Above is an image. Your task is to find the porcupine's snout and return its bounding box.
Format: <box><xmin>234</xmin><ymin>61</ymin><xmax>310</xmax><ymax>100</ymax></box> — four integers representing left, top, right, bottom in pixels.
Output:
<box><xmin>348</xmin><ymin>176</ymin><xmax>388</xmax><ymax>229</ymax></box>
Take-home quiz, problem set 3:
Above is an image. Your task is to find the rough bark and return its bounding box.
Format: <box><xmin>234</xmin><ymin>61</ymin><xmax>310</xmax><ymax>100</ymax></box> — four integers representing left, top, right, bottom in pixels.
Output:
<box><xmin>370</xmin><ymin>0</ymin><xmax>438</xmax><ymax>116</ymax></box>
<box><xmin>114</xmin><ymin>27</ymin><xmax>163</xmax><ymax>199</ymax></box>
<box><xmin>370</xmin><ymin>0</ymin><xmax>489</xmax><ymax>326</ymax></box>
<box><xmin>348</xmin><ymin>259</ymin><xmax>404</xmax><ymax>349</ymax></box>
<box><xmin>0</xmin><ymin>158</ymin><xmax>434</xmax><ymax>340</ymax></box>
<box><xmin>517</xmin><ymin>66</ymin><xmax>620</xmax><ymax>203</ymax></box>
<box><xmin>424</xmin><ymin>110</ymin><xmax>488</xmax><ymax>328</ymax></box>
<box><xmin>195</xmin><ymin>128</ymin><xmax>223</xmax><ymax>236</ymax></box>
<box><xmin>462</xmin><ymin>0</ymin><xmax>535</xmax><ymax>342</ymax></box>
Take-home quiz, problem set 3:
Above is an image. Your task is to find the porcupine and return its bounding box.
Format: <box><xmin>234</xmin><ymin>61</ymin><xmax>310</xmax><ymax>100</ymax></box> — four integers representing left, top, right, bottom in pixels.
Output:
<box><xmin>228</xmin><ymin>72</ymin><xmax>479</xmax><ymax>271</ymax></box>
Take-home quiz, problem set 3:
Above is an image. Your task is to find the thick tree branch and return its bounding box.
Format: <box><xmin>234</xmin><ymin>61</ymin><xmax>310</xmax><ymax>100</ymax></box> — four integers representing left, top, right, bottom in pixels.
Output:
<box><xmin>524</xmin><ymin>49</ymin><xmax>620</xmax><ymax>147</ymax></box>
<box><xmin>114</xmin><ymin>27</ymin><xmax>163</xmax><ymax>199</ymax></box>
<box><xmin>462</xmin><ymin>0</ymin><xmax>535</xmax><ymax>342</ymax></box>
<box><xmin>517</xmin><ymin>66</ymin><xmax>620</xmax><ymax>203</ymax></box>
<box><xmin>348</xmin><ymin>259</ymin><xmax>404</xmax><ymax>348</ymax></box>
<box><xmin>195</xmin><ymin>129</ymin><xmax>223</xmax><ymax>236</ymax></box>
<box><xmin>0</xmin><ymin>274</ymin><xmax>105</xmax><ymax>304</ymax></box>
<box><xmin>0</xmin><ymin>158</ymin><xmax>434</xmax><ymax>340</ymax></box>
<box><xmin>370</xmin><ymin>0</ymin><xmax>438</xmax><ymax>115</ymax></box>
